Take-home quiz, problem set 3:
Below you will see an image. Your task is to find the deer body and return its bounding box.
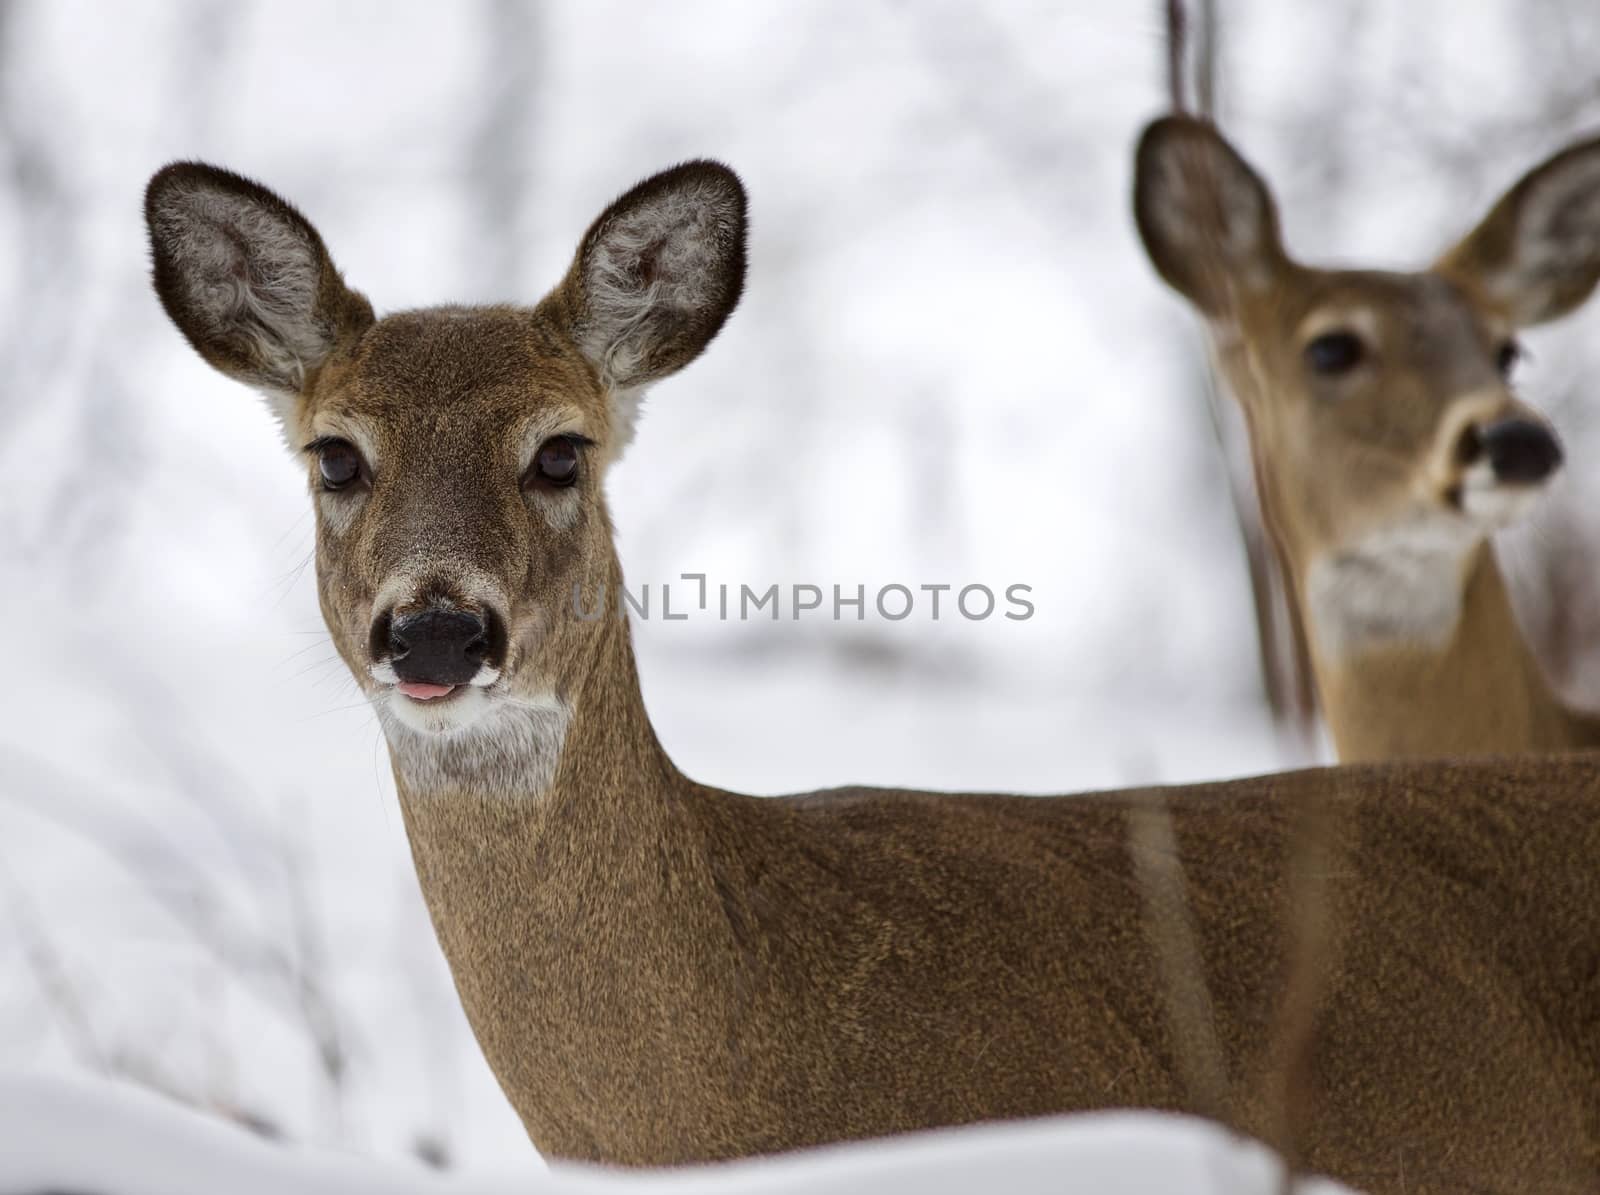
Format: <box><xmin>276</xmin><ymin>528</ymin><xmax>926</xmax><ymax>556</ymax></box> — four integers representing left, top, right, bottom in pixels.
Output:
<box><xmin>1136</xmin><ymin>120</ymin><xmax>1600</xmax><ymax>761</ymax></box>
<box><xmin>398</xmin><ymin>627</ymin><xmax>1600</xmax><ymax>1186</ymax></box>
<box><xmin>145</xmin><ymin>156</ymin><xmax>1600</xmax><ymax>1190</ymax></box>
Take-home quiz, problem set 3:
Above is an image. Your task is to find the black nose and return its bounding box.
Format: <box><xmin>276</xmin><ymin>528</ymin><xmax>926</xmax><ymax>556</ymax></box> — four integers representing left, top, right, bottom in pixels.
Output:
<box><xmin>1479</xmin><ymin>418</ymin><xmax>1563</xmax><ymax>485</ymax></box>
<box><xmin>388</xmin><ymin>609</ymin><xmax>489</xmax><ymax>686</ymax></box>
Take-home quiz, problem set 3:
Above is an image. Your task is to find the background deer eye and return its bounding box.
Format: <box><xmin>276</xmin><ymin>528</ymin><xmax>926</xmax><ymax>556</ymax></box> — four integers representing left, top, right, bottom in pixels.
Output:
<box><xmin>1304</xmin><ymin>331</ymin><xmax>1365</xmax><ymax>376</ymax></box>
<box><xmin>1496</xmin><ymin>339</ymin><xmax>1522</xmax><ymax>377</ymax></box>
<box><xmin>315</xmin><ymin>439</ymin><xmax>363</xmax><ymax>490</ymax></box>
<box><xmin>528</xmin><ymin>436</ymin><xmax>581</xmax><ymax>490</ymax></box>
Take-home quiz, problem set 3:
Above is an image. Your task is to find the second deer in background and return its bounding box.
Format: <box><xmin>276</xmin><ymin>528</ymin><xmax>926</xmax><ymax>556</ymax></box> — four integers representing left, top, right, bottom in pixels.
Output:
<box><xmin>1135</xmin><ymin>116</ymin><xmax>1600</xmax><ymax>761</ymax></box>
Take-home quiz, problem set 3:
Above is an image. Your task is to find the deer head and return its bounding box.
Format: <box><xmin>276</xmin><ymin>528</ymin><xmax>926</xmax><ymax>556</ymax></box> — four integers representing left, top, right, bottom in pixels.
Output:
<box><xmin>1134</xmin><ymin>117</ymin><xmax>1600</xmax><ymax>659</ymax></box>
<box><xmin>146</xmin><ymin>160</ymin><xmax>746</xmax><ymax>789</ymax></box>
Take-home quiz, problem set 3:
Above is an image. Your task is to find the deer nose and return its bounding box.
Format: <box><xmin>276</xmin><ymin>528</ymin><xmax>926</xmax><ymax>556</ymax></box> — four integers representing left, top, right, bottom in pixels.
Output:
<box><xmin>388</xmin><ymin>609</ymin><xmax>490</xmax><ymax>686</ymax></box>
<box><xmin>1479</xmin><ymin>417</ymin><xmax>1563</xmax><ymax>485</ymax></box>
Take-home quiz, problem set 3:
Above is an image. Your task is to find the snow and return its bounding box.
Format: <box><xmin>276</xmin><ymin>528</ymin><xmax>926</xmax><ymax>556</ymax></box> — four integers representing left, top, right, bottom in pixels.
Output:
<box><xmin>0</xmin><ymin>1071</ymin><xmax>1359</xmax><ymax>1195</ymax></box>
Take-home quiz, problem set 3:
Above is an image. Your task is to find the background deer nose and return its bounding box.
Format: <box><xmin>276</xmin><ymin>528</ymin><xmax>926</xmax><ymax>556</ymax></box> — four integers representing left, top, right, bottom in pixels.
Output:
<box><xmin>1479</xmin><ymin>417</ymin><xmax>1563</xmax><ymax>485</ymax></box>
<box><xmin>388</xmin><ymin>610</ymin><xmax>490</xmax><ymax>686</ymax></box>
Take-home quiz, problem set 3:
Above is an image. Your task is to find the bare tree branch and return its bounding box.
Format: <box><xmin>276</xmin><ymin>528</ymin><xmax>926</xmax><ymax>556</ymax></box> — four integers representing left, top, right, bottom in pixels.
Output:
<box><xmin>0</xmin><ymin>857</ymin><xmax>107</xmax><ymax>1072</ymax></box>
<box><xmin>1128</xmin><ymin>794</ymin><xmax>1227</xmax><ymax>1121</ymax></box>
<box><xmin>467</xmin><ymin>0</ymin><xmax>539</xmax><ymax>299</ymax></box>
<box><xmin>0</xmin><ymin>747</ymin><xmax>367</xmax><ymax>1140</ymax></box>
<box><xmin>1264</xmin><ymin>790</ymin><xmax>1343</xmax><ymax>1195</ymax></box>
<box><xmin>1165</xmin><ymin>0</ymin><xmax>1189</xmax><ymax>112</ymax></box>
<box><xmin>1164</xmin><ymin>0</ymin><xmax>1319</xmax><ymax>755</ymax></box>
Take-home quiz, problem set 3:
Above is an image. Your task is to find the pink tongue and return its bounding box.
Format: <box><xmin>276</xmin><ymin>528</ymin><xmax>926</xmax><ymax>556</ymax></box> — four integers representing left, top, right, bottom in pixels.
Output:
<box><xmin>398</xmin><ymin>681</ymin><xmax>456</xmax><ymax>700</ymax></box>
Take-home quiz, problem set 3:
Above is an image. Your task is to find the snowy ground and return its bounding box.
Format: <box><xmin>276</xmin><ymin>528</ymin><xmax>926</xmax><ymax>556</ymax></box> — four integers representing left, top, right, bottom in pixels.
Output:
<box><xmin>0</xmin><ymin>1071</ymin><xmax>1358</xmax><ymax>1195</ymax></box>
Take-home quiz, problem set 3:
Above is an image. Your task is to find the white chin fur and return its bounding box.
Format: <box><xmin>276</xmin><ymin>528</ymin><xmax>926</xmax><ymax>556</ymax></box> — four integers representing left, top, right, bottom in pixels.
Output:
<box><xmin>1459</xmin><ymin>472</ymin><xmax>1543</xmax><ymax>530</ymax></box>
<box><xmin>1305</xmin><ymin>468</ymin><xmax>1549</xmax><ymax>657</ymax></box>
<box><xmin>375</xmin><ymin>685</ymin><xmax>573</xmax><ymax>800</ymax></box>
<box><xmin>381</xmin><ymin>685</ymin><xmax>493</xmax><ymax>735</ymax></box>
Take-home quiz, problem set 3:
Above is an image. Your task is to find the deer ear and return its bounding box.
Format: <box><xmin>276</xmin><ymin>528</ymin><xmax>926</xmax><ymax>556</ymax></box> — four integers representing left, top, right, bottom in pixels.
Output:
<box><xmin>1437</xmin><ymin>135</ymin><xmax>1600</xmax><ymax>328</ymax></box>
<box><xmin>553</xmin><ymin>160</ymin><xmax>746</xmax><ymax>440</ymax></box>
<box><xmin>1133</xmin><ymin>116</ymin><xmax>1286</xmax><ymax>318</ymax></box>
<box><xmin>145</xmin><ymin>162</ymin><xmax>374</xmax><ymax>429</ymax></box>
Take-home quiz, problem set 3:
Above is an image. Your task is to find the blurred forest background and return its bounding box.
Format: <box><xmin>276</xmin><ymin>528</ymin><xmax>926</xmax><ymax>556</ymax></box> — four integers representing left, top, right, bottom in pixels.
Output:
<box><xmin>3</xmin><ymin>0</ymin><xmax>1600</xmax><ymax>1173</ymax></box>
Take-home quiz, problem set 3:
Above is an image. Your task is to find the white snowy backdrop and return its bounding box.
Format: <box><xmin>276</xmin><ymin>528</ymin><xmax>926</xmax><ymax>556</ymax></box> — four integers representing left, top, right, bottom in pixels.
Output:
<box><xmin>2</xmin><ymin>0</ymin><xmax>1599</xmax><ymax>1179</ymax></box>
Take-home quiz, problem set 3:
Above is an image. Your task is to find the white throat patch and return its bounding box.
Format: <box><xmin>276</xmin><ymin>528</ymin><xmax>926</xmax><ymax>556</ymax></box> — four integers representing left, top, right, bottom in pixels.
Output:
<box><xmin>377</xmin><ymin>692</ymin><xmax>572</xmax><ymax>800</ymax></box>
<box><xmin>1304</xmin><ymin>513</ymin><xmax>1481</xmax><ymax>658</ymax></box>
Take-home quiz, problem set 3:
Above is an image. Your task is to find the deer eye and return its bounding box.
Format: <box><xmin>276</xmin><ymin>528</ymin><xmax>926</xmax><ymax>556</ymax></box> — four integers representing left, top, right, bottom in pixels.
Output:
<box><xmin>311</xmin><ymin>438</ymin><xmax>364</xmax><ymax>491</ymax></box>
<box><xmin>526</xmin><ymin>436</ymin><xmax>582</xmax><ymax>491</ymax></box>
<box><xmin>1304</xmin><ymin>331</ymin><xmax>1365</xmax><ymax>376</ymax></box>
<box><xmin>1496</xmin><ymin>339</ymin><xmax>1522</xmax><ymax>378</ymax></box>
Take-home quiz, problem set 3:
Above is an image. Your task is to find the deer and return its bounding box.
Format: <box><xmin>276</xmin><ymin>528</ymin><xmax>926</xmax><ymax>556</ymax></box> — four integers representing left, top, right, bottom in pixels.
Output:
<box><xmin>145</xmin><ymin>156</ymin><xmax>1600</xmax><ymax>1193</ymax></box>
<box><xmin>1134</xmin><ymin>116</ymin><xmax>1600</xmax><ymax>763</ymax></box>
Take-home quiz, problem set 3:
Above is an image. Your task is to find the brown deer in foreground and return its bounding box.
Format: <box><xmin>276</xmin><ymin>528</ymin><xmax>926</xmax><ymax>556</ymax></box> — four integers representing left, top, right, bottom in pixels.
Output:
<box><xmin>1135</xmin><ymin>117</ymin><xmax>1600</xmax><ymax>762</ymax></box>
<box><xmin>146</xmin><ymin>156</ymin><xmax>1600</xmax><ymax>1192</ymax></box>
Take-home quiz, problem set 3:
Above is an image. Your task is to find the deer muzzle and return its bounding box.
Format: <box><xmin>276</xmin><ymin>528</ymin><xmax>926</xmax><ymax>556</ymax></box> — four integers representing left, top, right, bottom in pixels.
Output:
<box><xmin>369</xmin><ymin>600</ymin><xmax>508</xmax><ymax>701</ymax></box>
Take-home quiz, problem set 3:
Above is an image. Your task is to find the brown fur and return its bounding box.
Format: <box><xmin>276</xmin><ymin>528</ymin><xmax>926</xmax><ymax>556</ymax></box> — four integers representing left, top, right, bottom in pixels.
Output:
<box><xmin>147</xmin><ymin>160</ymin><xmax>1600</xmax><ymax>1191</ymax></box>
<box><xmin>1134</xmin><ymin>116</ymin><xmax>1600</xmax><ymax>762</ymax></box>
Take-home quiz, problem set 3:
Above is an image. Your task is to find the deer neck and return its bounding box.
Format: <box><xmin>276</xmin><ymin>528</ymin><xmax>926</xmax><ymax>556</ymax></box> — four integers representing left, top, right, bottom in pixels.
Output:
<box><xmin>1299</xmin><ymin>538</ymin><xmax>1576</xmax><ymax>760</ymax></box>
<box><xmin>382</xmin><ymin>568</ymin><xmax>735</xmax><ymax>1154</ymax></box>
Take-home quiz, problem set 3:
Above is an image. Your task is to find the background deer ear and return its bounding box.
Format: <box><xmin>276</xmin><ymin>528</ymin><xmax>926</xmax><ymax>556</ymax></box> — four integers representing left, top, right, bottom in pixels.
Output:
<box><xmin>145</xmin><ymin>163</ymin><xmax>374</xmax><ymax>430</ymax></box>
<box><xmin>1133</xmin><ymin>116</ymin><xmax>1286</xmax><ymax>318</ymax></box>
<box><xmin>552</xmin><ymin>160</ymin><xmax>746</xmax><ymax>440</ymax></box>
<box><xmin>1437</xmin><ymin>135</ymin><xmax>1600</xmax><ymax>328</ymax></box>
